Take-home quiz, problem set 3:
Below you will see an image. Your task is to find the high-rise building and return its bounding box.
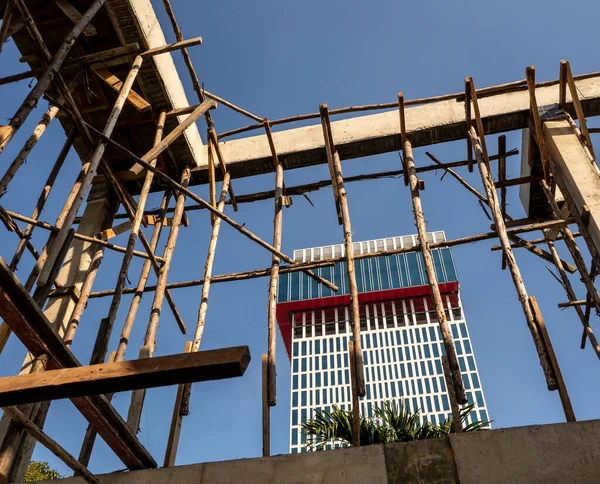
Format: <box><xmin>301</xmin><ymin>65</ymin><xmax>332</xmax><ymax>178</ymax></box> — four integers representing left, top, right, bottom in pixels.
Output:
<box><xmin>276</xmin><ymin>231</ymin><xmax>489</xmax><ymax>454</ymax></box>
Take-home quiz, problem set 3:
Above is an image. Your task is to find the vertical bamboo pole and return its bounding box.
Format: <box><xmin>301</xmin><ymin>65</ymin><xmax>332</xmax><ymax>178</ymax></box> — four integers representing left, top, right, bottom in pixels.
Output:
<box><xmin>0</xmin><ymin>130</ymin><xmax>75</xmax><ymax>354</ymax></box>
<box><xmin>545</xmin><ymin>238</ymin><xmax>600</xmax><ymax>359</ymax></box>
<box><xmin>320</xmin><ymin>104</ymin><xmax>365</xmax><ymax>448</ymax></box>
<box><xmin>192</xmin><ymin>173</ymin><xmax>231</xmax><ymax>353</ymax></box>
<box><xmin>262</xmin><ymin>354</ymin><xmax>270</xmax><ymax>457</ymax></box>
<box><xmin>400</xmin><ymin>93</ymin><xmax>467</xmax><ymax>404</ymax></box>
<box><xmin>498</xmin><ymin>135</ymin><xmax>507</xmax><ymax>270</ymax></box>
<box><xmin>0</xmin><ymin>105</ymin><xmax>59</xmax><ymax>196</ymax></box>
<box><xmin>348</xmin><ymin>340</ymin><xmax>360</xmax><ymax>447</ymax></box>
<box><xmin>0</xmin><ymin>0</ymin><xmax>106</xmax><ymax>153</ymax></box>
<box><xmin>36</xmin><ymin>55</ymin><xmax>144</xmax><ymax>286</ymax></box>
<box><xmin>163</xmin><ymin>341</ymin><xmax>192</xmax><ymax>467</ymax></box>
<box><xmin>0</xmin><ymin>0</ymin><xmax>15</xmax><ymax>54</ymax></box>
<box><xmin>265</xmin><ymin>120</ymin><xmax>282</xmax><ymax>407</ymax></box>
<box><xmin>128</xmin><ymin>167</ymin><xmax>191</xmax><ymax>431</ymax></box>
<box><xmin>89</xmin><ymin>112</ymin><xmax>167</xmax><ymax>366</ymax></box>
<box><xmin>529</xmin><ymin>296</ymin><xmax>576</xmax><ymax>422</ymax></box>
<box><xmin>442</xmin><ymin>356</ymin><xmax>462</xmax><ymax>432</ymax></box>
<box><xmin>469</xmin><ymin>125</ymin><xmax>557</xmax><ymax>390</ymax></box>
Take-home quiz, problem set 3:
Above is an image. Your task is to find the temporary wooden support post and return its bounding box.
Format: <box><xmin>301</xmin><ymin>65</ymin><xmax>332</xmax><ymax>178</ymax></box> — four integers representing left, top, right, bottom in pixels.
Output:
<box><xmin>207</xmin><ymin>133</ymin><xmax>217</xmax><ymax>220</ymax></box>
<box><xmin>0</xmin><ymin>346</ymin><xmax>250</xmax><ymax>406</ymax></box>
<box><xmin>0</xmin><ymin>0</ymin><xmax>105</xmax><ymax>153</ymax></box>
<box><xmin>441</xmin><ymin>356</ymin><xmax>462</xmax><ymax>433</ymax></box>
<box><xmin>526</xmin><ymin>66</ymin><xmax>550</xmax><ymax>180</ymax></box>
<box><xmin>465</xmin><ymin>80</ymin><xmax>473</xmax><ymax>173</ymax></box>
<box><xmin>81</xmin><ymin>119</ymin><xmax>339</xmax><ymax>292</ymax></box>
<box><xmin>399</xmin><ymin>93</ymin><xmax>467</xmax><ymax>405</ymax></box>
<box><xmin>545</xmin><ymin>237</ymin><xmax>600</xmax><ymax>359</ymax></box>
<box><xmin>0</xmin><ymin>0</ymin><xmax>14</xmax><ymax>54</ymax></box>
<box><xmin>88</xmin><ymin>220</ymin><xmax>570</xmax><ymax>300</ymax></box>
<box><xmin>348</xmin><ymin>340</ymin><xmax>360</xmax><ymax>447</ymax></box>
<box><xmin>93</xmin><ymin>112</ymin><xmax>170</xmax><ymax>370</ymax></box>
<box><xmin>265</xmin><ymin>119</ymin><xmax>283</xmax><ymax>408</ymax></box>
<box><xmin>191</xmin><ymin>173</ymin><xmax>231</xmax><ymax>353</ymax></box>
<box><xmin>468</xmin><ymin>117</ymin><xmax>557</xmax><ymax>389</ymax></box>
<box><xmin>561</xmin><ymin>60</ymin><xmax>596</xmax><ymax>160</ymax></box>
<box><xmin>163</xmin><ymin>341</ymin><xmax>192</xmax><ymax>467</ymax></box>
<box><xmin>0</xmin><ymin>104</ymin><xmax>59</xmax><ymax>197</ymax></box>
<box><xmin>128</xmin><ymin>168</ymin><xmax>192</xmax><ymax>432</ymax></box>
<box><xmin>424</xmin><ymin>151</ymin><xmax>576</xmax><ymax>272</ymax></box>
<box><xmin>262</xmin><ymin>354</ymin><xmax>270</xmax><ymax>457</ymax></box>
<box><xmin>36</xmin><ymin>54</ymin><xmax>144</xmax><ymax>286</ymax></box>
<box><xmin>207</xmin><ymin>128</ymin><xmax>238</xmax><ymax>211</ymax></box>
<box><xmin>498</xmin><ymin>135</ymin><xmax>507</xmax><ymax>270</ymax></box>
<box><xmin>2</xmin><ymin>406</ymin><xmax>103</xmax><ymax>484</ymax></box>
<box><xmin>529</xmin><ymin>296</ymin><xmax>576</xmax><ymax>422</ymax></box>
<box><xmin>320</xmin><ymin>104</ymin><xmax>365</xmax><ymax>448</ymax></box>
<box><xmin>539</xmin><ymin>180</ymin><xmax>600</xmax><ymax>316</ymax></box>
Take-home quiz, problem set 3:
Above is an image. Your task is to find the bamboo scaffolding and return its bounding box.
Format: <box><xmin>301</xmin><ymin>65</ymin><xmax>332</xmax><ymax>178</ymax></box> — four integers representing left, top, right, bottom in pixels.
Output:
<box><xmin>526</xmin><ymin>66</ymin><xmax>550</xmax><ymax>180</ymax></box>
<box><xmin>0</xmin><ymin>0</ymin><xmax>105</xmax><ymax>153</ymax></box>
<box><xmin>265</xmin><ymin>120</ymin><xmax>282</xmax><ymax>408</ymax></box>
<box><xmin>66</xmin><ymin>117</ymin><xmax>339</xmax><ymax>292</ymax></box>
<box><xmin>545</xmin><ymin>237</ymin><xmax>600</xmax><ymax>359</ymax></box>
<box><xmin>441</xmin><ymin>356</ymin><xmax>462</xmax><ymax>433</ymax></box>
<box><xmin>0</xmin><ymin>104</ymin><xmax>59</xmax><ymax>197</ymax></box>
<box><xmin>469</xmin><ymin>121</ymin><xmax>557</xmax><ymax>390</ymax></box>
<box><xmin>0</xmin><ymin>0</ymin><xmax>14</xmax><ymax>54</ymax></box>
<box><xmin>261</xmin><ymin>354</ymin><xmax>271</xmax><ymax>457</ymax></box>
<box><xmin>400</xmin><ymin>93</ymin><xmax>466</xmax><ymax>405</ymax></box>
<box><xmin>127</xmin><ymin>168</ymin><xmax>191</xmax><ymax>432</ymax></box>
<box><xmin>498</xmin><ymin>135</ymin><xmax>507</xmax><ymax>270</ymax></box>
<box><xmin>87</xmin><ymin>220</ymin><xmax>570</xmax><ymax>299</ymax></box>
<box><xmin>539</xmin><ymin>180</ymin><xmax>600</xmax><ymax>316</ymax></box>
<box><xmin>36</xmin><ymin>55</ymin><xmax>144</xmax><ymax>286</ymax></box>
<box><xmin>321</xmin><ymin>104</ymin><xmax>365</xmax><ymax>448</ymax></box>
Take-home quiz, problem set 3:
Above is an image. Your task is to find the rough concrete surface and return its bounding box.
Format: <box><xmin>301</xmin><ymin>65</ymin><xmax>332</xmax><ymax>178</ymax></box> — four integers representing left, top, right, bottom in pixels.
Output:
<box><xmin>22</xmin><ymin>419</ymin><xmax>600</xmax><ymax>484</ymax></box>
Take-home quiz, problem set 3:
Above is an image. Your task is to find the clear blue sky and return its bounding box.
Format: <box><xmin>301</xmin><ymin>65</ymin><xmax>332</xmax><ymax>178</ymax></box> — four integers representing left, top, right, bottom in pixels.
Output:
<box><xmin>1</xmin><ymin>0</ymin><xmax>600</xmax><ymax>476</ymax></box>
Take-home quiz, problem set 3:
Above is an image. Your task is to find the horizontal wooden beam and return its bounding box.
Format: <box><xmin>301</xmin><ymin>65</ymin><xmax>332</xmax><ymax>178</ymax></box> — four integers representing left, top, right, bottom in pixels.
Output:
<box><xmin>0</xmin><ymin>346</ymin><xmax>250</xmax><ymax>406</ymax></box>
<box><xmin>0</xmin><ymin>257</ymin><xmax>156</xmax><ymax>470</ymax></box>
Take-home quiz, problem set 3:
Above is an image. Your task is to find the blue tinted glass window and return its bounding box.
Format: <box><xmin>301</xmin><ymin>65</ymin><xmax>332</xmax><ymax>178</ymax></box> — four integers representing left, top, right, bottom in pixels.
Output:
<box><xmin>441</xmin><ymin>394</ymin><xmax>449</xmax><ymax>411</ymax></box>
<box><xmin>278</xmin><ymin>273</ymin><xmax>289</xmax><ymax>302</ymax></box>
<box><xmin>321</xmin><ymin>266</ymin><xmax>333</xmax><ymax>298</ymax></box>
<box><xmin>424</xmin><ymin>345</ymin><xmax>431</xmax><ymax>358</ymax></box>
<box><xmin>293</xmin><ymin>375</ymin><xmax>298</xmax><ymax>389</ymax></box>
<box><xmin>455</xmin><ymin>341</ymin><xmax>463</xmax><ymax>355</ymax></box>
<box><xmin>293</xmin><ymin>359</ymin><xmax>298</xmax><ymax>373</ymax></box>
<box><xmin>290</xmin><ymin>272</ymin><xmax>300</xmax><ymax>301</ymax></box>
<box><xmin>406</xmin><ymin>253</ymin><xmax>422</xmax><ymax>286</ymax></box>
<box><xmin>464</xmin><ymin>340</ymin><xmax>472</xmax><ymax>354</ymax></box>
<box><xmin>398</xmin><ymin>255</ymin><xmax>409</xmax><ymax>287</ymax></box>
<box><xmin>459</xmin><ymin>357</ymin><xmax>466</xmax><ymax>372</ymax></box>
<box><xmin>292</xmin><ymin>392</ymin><xmax>298</xmax><ymax>406</ymax></box>
<box><xmin>292</xmin><ymin>430</ymin><xmax>298</xmax><ymax>445</ymax></box>
<box><xmin>302</xmin><ymin>274</ymin><xmax>309</xmax><ymax>301</ymax></box>
<box><xmin>356</xmin><ymin>260</ymin><xmax>365</xmax><ymax>293</ymax></box>
<box><xmin>462</xmin><ymin>374</ymin><xmax>471</xmax><ymax>390</ymax></box>
<box><xmin>432</xmin><ymin>249</ymin><xmax>446</xmax><ymax>283</ymax></box>
<box><xmin>460</xmin><ymin>323</ymin><xmax>468</xmax><ymax>338</ymax></box>
<box><xmin>480</xmin><ymin>410</ymin><xmax>488</xmax><ymax>422</ymax></box>
<box><xmin>292</xmin><ymin>410</ymin><xmax>298</xmax><ymax>425</ymax></box>
<box><xmin>476</xmin><ymin>391</ymin><xmax>484</xmax><ymax>407</ymax></box>
<box><xmin>434</xmin><ymin>395</ymin><xmax>440</xmax><ymax>411</ymax></box>
<box><xmin>472</xmin><ymin>373</ymin><xmax>480</xmax><ymax>388</ymax></box>
<box><xmin>467</xmin><ymin>356</ymin><xmax>475</xmax><ymax>371</ymax></box>
<box><xmin>389</xmin><ymin>255</ymin><xmax>401</xmax><ymax>288</ymax></box>
<box><xmin>378</xmin><ymin>256</ymin><xmax>390</xmax><ymax>290</ymax></box>
<box><xmin>451</xmin><ymin>325</ymin><xmax>459</xmax><ymax>338</ymax></box>
<box><xmin>441</xmin><ymin>248</ymin><xmax>458</xmax><ymax>281</ymax></box>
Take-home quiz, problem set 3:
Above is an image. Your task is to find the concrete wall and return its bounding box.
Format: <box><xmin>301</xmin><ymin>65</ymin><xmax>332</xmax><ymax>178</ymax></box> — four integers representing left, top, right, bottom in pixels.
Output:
<box><xmin>25</xmin><ymin>419</ymin><xmax>600</xmax><ymax>484</ymax></box>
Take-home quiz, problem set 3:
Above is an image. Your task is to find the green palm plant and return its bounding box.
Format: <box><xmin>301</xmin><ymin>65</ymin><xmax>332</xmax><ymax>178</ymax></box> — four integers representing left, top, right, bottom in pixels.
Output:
<box><xmin>302</xmin><ymin>400</ymin><xmax>490</xmax><ymax>451</ymax></box>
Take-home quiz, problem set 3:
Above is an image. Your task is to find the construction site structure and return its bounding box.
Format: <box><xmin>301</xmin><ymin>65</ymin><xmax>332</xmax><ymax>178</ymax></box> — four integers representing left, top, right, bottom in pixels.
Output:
<box><xmin>0</xmin><ymin>0</ymin><xmax>597</xmax><ymax>482</ymax></box>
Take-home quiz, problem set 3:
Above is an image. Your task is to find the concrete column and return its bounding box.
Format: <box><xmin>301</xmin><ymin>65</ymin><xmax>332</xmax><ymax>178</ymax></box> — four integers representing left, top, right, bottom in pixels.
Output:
<box><xmin>0</xmin><ymin>189</ymin><xmax>118</xmax><ymax>483</ymax></box>
<box><xmin>543</xmin><ymin>119</ymin><xmax>600</xmax><ymax>259</ymax></box>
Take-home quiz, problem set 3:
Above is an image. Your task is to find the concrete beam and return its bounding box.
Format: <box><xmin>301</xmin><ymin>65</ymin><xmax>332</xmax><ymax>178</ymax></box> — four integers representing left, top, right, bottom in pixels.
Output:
<box><xmin>186</xmin><ymin>74</ymin><xmax>600</xmax><ymax>185</ymax></box>
<box><xmin>544</xmin><ymin>118</ymin><xmax>600</xmax><ymax>257</ymax></box>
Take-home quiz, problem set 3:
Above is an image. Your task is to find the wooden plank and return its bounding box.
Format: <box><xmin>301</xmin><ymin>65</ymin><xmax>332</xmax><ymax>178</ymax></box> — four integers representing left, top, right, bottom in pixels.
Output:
<box><xmin>0</xmin><ymin>345</ymin><xmax>249</xmax><ymax>407</ymax></box>
<box><xmin>261</xmin><ymin>354</ymin><xmax>270</xmax><ymax>457</ymax></box>
<box><xmin>564</xmin><ymin>61</ymin><xmax>596</xmax><ymax>160</ymax></box>
<box><xmin>140</xmin><ymin>37</ymin><xmax>203</xmax><ymax>58</ymax></box>
<box><xmin>0</xmin><ymin>257</ymin><xmax>156</xmax><ymax>470</ymax></box>
<box><xmin>95</xmin><ymin>68</ymin><xmax>150</xmax><ymax>112</ymax></box>
<box><xmin>55</xmin><ymin>0</ymin><xmax>97</xmax><ymax>36</ymax></box>
<box><xmin>97</xmin><ymin>221</ymin><xmax>131</xmax><ymax>240</ymax></box>
<box><xmin>526</xmin><ymin>66</ymin><xmax>550</xmax><ymax>179</ymax></box>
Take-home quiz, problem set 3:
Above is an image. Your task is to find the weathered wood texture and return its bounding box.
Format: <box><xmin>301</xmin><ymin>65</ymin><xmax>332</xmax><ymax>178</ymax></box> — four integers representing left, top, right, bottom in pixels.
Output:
<box><xmin>0</xmin><ymin>257</ymin><xmax>156</xmax><ymax>470</ymax></box>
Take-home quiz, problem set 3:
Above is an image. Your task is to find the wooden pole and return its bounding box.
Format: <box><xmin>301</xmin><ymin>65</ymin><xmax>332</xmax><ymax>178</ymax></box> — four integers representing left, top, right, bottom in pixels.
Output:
<box><xmin>0</xmin><ymin>0</ymin><xmax>15</xmax><ymax>54</ymax></box>
<box><xmin>0</xmin><ymin>0</ymin><xmax>106</xmax><ymax>153</ymax></box>
<box><xmin>262</xmin><ymin>354</ymin><xmax>270</xmax><ymax>457</ymax></box>
<box><xmin>545</xmin><ymin>238</ymin><xmax>600</xmax><ymax>359</ymax></box>
<box><xmin>563</xmin><ymin>61</ymin><xmax>596</xmax><ymax>160</ymax></box>
<box><xmin>320</xmin><ymin>104</ymin><xmax>364</xmax><ymax>449</ymax></box>
<box><xmin>498</xmin><ymin>135</ymin><xmax>507</xmax><ymax>270</ymax></box>
<box><xmin>265</xmin><ymin>120</ymin><xmax>283</xmax><ymax>407</ymax></box>
<box><xmin>469</xmin><ymin>125</ymin><xmax>557</xmax><ymax>390</ymax></box>
<box><xmin>36</xmin><ymin>54</ymin><xmax>144</xmax><ymax>286</ymax></box>
<box><xmin>82</xmin><ymin>121</ymin><xmax>338</xmax><ymax>291</ymax></box>
<box><xmin>163</xmin><ymin>341</ymin><xmax>192</xmax><ymax>467</ymax></box>
<box><xmin>529</xmin><ymin>296</ymin><xmax>576</xmax><ymax>422</ymax></box>
<box><xmin>539</xmin><ymin>180</ymin><xmax>600</xmax><ymax>315</ymax></box>
<box><xmin>400</xmin><ymin>93</ymin><xmax>466</xmax><ymax>404</ymax></box>
<box><xmin>526</xmin><ymin>66</ymin><xmax>551</xmax><ymax>180</ymax></box>
<box><xmin>2</xmin><ymin>407</ymin><xmax>103</xmax><ymax>484</ymax></box>
<box><xmin>0</xmin><ymin>104</ymin><xmax>59</xmax><ymax>197</ymax></box>
<box><xmin>128</xmin><ymin>168</ymin><xmax>191</xmax><ymax>432</ymax></box>
<box><xmin>441</xmin><ymin>356</ymin><xmax>462</xmax><ymax>433</ymax></box>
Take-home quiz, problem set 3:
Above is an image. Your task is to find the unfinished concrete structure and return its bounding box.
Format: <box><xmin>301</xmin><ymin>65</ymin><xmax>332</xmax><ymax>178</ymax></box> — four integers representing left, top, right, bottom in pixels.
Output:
<box><xmin>0</xmin><ymin>0</ymin><xmax>598</xmax><ymax>482</ymax></box>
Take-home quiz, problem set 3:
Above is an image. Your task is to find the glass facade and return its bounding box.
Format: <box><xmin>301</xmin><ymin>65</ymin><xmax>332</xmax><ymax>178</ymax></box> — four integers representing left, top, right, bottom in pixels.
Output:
<box><xmin>278</xmin><ymin>233</ymin><xmax>489</xmax><ymax>454</ymax></box>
